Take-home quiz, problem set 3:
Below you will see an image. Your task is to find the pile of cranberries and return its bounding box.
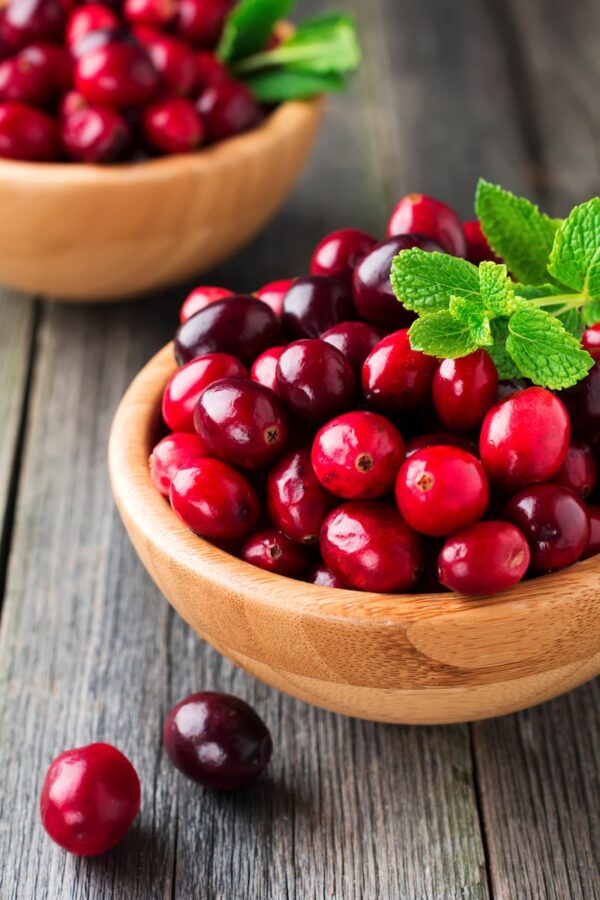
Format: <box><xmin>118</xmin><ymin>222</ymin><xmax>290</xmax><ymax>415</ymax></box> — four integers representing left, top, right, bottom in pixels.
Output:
<box><xmin>150</xmin><ymin>192</ymin><xmax>600</xmax><ymax>597</ymax></box>
<box><xmin>0</xmin><ymin>0</ymin><xmax>266</xmax><ymax>163</ymax></box>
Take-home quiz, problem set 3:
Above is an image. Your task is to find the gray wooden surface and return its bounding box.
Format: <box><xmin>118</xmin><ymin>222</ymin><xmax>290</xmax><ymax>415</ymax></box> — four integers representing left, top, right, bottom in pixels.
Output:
<box><xmin>0</xmin><ymin>1</ymin><xmax>598</xmax><ymax>898</ymax></box>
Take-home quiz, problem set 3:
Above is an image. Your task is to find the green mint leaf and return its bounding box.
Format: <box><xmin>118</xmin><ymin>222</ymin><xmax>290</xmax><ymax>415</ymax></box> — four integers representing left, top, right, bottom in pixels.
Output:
<box><xmin>513</xmin><ymin>282</ymin><xmax>567</xmax><ymax>301</ymax></box>
<box><xmin>557</xmin><ymin>308</ymin><xmax>584</xmax><ymax>338</ymax></box>
<box><xmin>506</xmin><ymin>306</ymin><xmax>594</xmax><ymax>389</ymax></box>
<box><xmin>391</xmin><ymin>249</ymin><xmax>479</xmax><ymax>314</ymax></box>
<box><xmin>408</xmin><ymin>311</ymin><xmax>479</xmax><ymax>358</ymax></box>
<box><xmin>548</xmin><ymin>197</ymin><xmax>600</xmax><ymax>300</ymax></box>
<box><xmin>582</xmin><ymin>299</ymin><xmax>600</xmax><ymax>326</ymax></box>
<box><xmin>241</xmin><ymin>69</ymin><xmax>344</xmax><ymax>101</ymax></box>
<box><xmin>478</xmin><ymin>261</ymin><xmax>516</xmax><ymax>316</ymax></box>
<box><xmin>475</xmin><ymin>179</ymin><xmax>561</xmax><ymax>283</ymax></box>
<box><xmin>448</xmin><ymin>296</ymin><xmax>493</xmax><ymax>346</ymax></box>
<box><xmin>218</xmin><ymin>0</ymin><xmax>294</xmax><ymax>62</ymax></box>
<box><xmin>489</xmin><ymin>318</ymin><xmax>520</xmax><ymax>380</ymax></box>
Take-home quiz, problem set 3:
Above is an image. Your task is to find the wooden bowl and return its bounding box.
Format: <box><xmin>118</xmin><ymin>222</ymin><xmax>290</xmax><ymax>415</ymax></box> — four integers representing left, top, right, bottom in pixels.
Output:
<box><xmin>0</xmin><ymin>98</ymin><xmax>321</xmax><ymax>302</ymax></box>
<box><xmin>109</xmin><ymin>343</ymin><xmax>600</xmax><ymax>724</ymax></box>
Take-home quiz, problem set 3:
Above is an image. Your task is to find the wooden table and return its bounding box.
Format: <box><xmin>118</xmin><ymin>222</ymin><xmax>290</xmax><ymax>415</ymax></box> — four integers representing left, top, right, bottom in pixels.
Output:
<box><xmin>0</xmin><ymin>1</ymin><xmax>598</xmax><ymax>897</ymax></box>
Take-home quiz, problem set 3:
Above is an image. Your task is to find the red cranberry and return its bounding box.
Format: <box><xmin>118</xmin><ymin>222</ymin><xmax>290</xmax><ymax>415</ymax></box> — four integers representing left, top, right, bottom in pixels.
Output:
<box><xmin>310</xmin><ymin>227</ymin><xmax>377</xmax><ymax>285</ymax></box>
<box><xmin>255</xmin><ymin>277</ymin><xmax>295</xmax><ymax>317</ymax></box>
<box><xmin>177</xmin><ymin>0</ymin><xmax>235</xmax><ymax>47</ymax></box>
<box><xmin>170</xmin><ymin>459</ymin><xmax>260</xmax><ymax>539</ymax></box>
<box><xmin>503</xmin><ymin>484</ymin><xmax>590</xmax><ymax>572</ymax></box>
<box><xmin>362</xmin><ymin>329</ymin><xmax>437</xmax><ymax>412</ymax></box>
<box><xmin>24</xmin><ymin>42</ymin><xmax>72</xmax><ymax>91</ymax></box>
<box><xmin>142</xmin><ymin>96</ymin><xmax>203</xmax><ymax>153</ymax></box>
<box><xmin>0</xmin><ymin>44</ymin><xmax>68</xmax><ymax>105</ymax></box>
<box><xmin>163</xmin><ymin>692</ymin><xmax>272</xmax><ymax>790</ymax></box>
<box><xmin>582</xmin><ymin>505</ymin><xmax>600</xmax><ymax>559</ymax></box>
<box><xmin>320</xmin><ymin>321</ymin><xmax>383</xmax><ymax>375</ymax></box>
<box><xmin>463</xmin><ymin>220</ymin><xmax>500</xmax><ymax>265</ymax></box>
<box><xmin>175</xmin><ymin>295</ymin><xmax>282</xmax><ymax>366</ymax></box>
<box><xmin>405</xmin><ymin>432</ymin><xmax>478</xmax><ymax>458</ymax></box>
<box><xmin>69</xmin><ymin>25</ymin><xmax>129</xmax><ymax>61</ymax></box>
<box><xmin>395</xmin><ymin>446</ymin><xmax>489</xmax><ymax>537</ymax></box>
<box><xmin>162</xmin><ymin>352</ymin><xmax>247</xmax><ymax>432</ymax></box>
<box><xmin>242</xmin><ymin>528</ymin><xmax>310</xmax><ymax>577</ymax></box>
<box><xmin>250</xmin><ymin>345</ymin><xmax>284</xmax><ymax>394</ymax></box>
<box><xmin>40</xmin><ymin>744</ymin><xmax>141</xmax><ymax>857</ymax></box>
<box><xmin>267</xmin><ymin>447</ymin><xmax>335</xmax><ymax>545</ymax></box>
<box><xmin>180</xmin><ymin>285</ymin><xmax>233</xmax><ymax>323</ymax></box>
<box><xmin>581</xmin><ymin>323</ymin><xmax>600</xmax><ymax>354</ymax></box>
<box><xmin>307</xmin><ymin>561</ymin><xmax>345</xmax><ymax>588</ymax></box>
<box><xmin>0</xmin><ymin>102</ymin><xmax>59</xmax><ymax>160</ymax></box>
<box><xmin>4</xmin><ymin>0</ymin><xmax>65</xmax><ymax>47</ymax></box>
<box><xmin>125</xmin><ymin>0</ymin><xmax>175</xmax><ymax>27</ymax></box>
<box><xmin>312</xmin><ymin>411</ymin><xmax>405</xmax><ymax>500</ymax></box>
<box><xmin>281</xmin><ymin>275</ymin><xmax>356</xmax><ymax>339</ymax></box>
<box><xmin>195</xmin><ymin>50</ymin><xmax>229</xmax><ymax>87</ymax></box>
<box><xmin>62</xmin><ymin>105</ymin><xmax>129</xmax><ymax>162</ymax></box>
<box><xmin>432</xmin><ymin>350</ymin><xmax>498</xmax><ymax>431</ymax></box>
<box><xmin>438</xmin><ymin>521</ymin><xmax>530</xmax><ymax>595</ymax></box>
<box><xmin>134</xmin><ymin>27</ymin><xmax>198</xmax><ymax>96</ymax></box>
<box><xmin>276</xmin><ymin>339</ymin><xmax>356</xmax><ymax>424</ymax></box>
<box><xmin>60</xmin><ymin>88</ymin><xmax>87</xmax><ymax>118</ymax></box>
<box><xmin>554</xmin><ymin>440</ymin><xmax>597</xmax><ymax>499</ymax></box>
<box><xmin>66</xmin><ymin>4</ymin><xmax>119</xmax><ymax>47</ymax></box>
<box><xmin>196</xmin><ymin>80</ymin><xmax>261</xmax><ymax>142</ymax></box>
<box><xmin>75</xmin><ymin>39</ymin><xmax>159</xmax><ymax>109</ymax></box>
<box><xmin>149</xmin><ymin>431</ymin><xmax>207</xmax><ymax>495</ymax></box>
<box><xmin>386</xmin><ymin>193</ymin><xmax>466</xmax><ymax>256</ymax></box>
<box><xmin>480</xmin><ymin>387</ymin><xmax>570</xmax><ymax>491</ymax></box>
<box><xmin>560</xmin><ymin>358</ymin><xmax>600</xmax><ymax>437</ymax></box>
<box><xmin>320</xmin><ymin>502</ymin><xmax>423</xmax><ymax>592</ymax></box>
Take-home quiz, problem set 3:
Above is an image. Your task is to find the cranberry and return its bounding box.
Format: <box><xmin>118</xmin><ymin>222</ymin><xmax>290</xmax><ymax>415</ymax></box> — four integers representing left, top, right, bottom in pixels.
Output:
<box><xmin>554</xmin><ymin>440</ymin><xmax>597</xmax><ymax>499</ymax></box>
<box><xmin>352</xmin><ymin>234</ymin><xmax>443</xmax><ymax>327</ymax></box>
<box><xmin>180</xmin><ymin>285</ymin><xmax>233</xmax><ymax>323</ymax></box>
<box><xmin>267</xmin><ymin>447</ymin><xmax>335</xmax><ymax>545</ymax></box>
<box><xmin>149</xmin><ymin>431</ymin><xmax>207</xmax><ymax>495</ymax></box>
<box><xmin>320</xmin><ymin>321</ymin><xmax>383</xmax><ymax>375</ymax></box>
<box><xmin>60</xmin><ymin>89</ymin><xmax>87</xmax><ymax>118</ymax></box>
<box><xmin>162</xmin><ymin>352</ymin><xmax>247</xmax><ymax>432</ymax></box>
<box><xmin>581</xmin><ymin>323</ymin><xmax>600</xmax><ymax>354</ymax></box>
<box><xmin>69</xmin><ymin>25</ymin><xmax>129</xmax><ymax>61</ymax></box>
<box><xmin>175</xmin><ymin>295</ymin><xmax>282</xmax><ymax>366</ymax></box>
<box><xmin>405</xmin><ymin>432</ymin><xmax>478</xmax><ymax>458</ymax></box>
<box><xmin>281</xmin><ymin>275</ymin><xmax>356</xmax><ymax>339</ymax></box>
<box><xmin>438</xmin><ymin>521</ymin><xmax>530</xmax><ymax>595</ymax></box>
<box><xmin>40</xmin><ymin>744</ymin><xmax>141</xmax><ymax>857</ymax></box>
<box><xmin>386</xmin><ymin>193</ymin><xmax>466</xmax><ymax>257</ymax></box>
<box><xmin>23</xmin><ymin>42</ymin><xmax>72</xmax><ymax>92</ymax></box>
<box><xmin>480</xmin><ymin>387</ymin><xmax>570</xmax><ymax>491</ymax></box>
<box><xmin>242</xmin><ymin>528</ymin><xmax>310</xmax><ymax>577</ymax></box>
<box><xmin>4</xmin><ymin>0</ymin><xmax>65</xmax><ymax>47</ymax></box>
<box><xmin>75</xmin><ymin>39</ymin><xmax>159</xmax><ymax>109</ymax></box>
<box><xmin>503</xmin><ymin>484</ymin><xmax>590</xmax><ymax>572</ymax></box>
<box><xmin>163</xmin><ymin>692</ymin><xmax>272</xmax><ymax>790</ymax></box>
<box><xmin>170</xmin><ymin>459</ymin><xmax>260</xmax><ymax>539</ymax></box>
<box><xmin>255</xmin><ymin>277</ymin><xmax>295</xmax><ymax>317</ymax></box>
<box><xmin>195</xmin><ymin>50</ymin><xmax>229</xmax><ymax>87</ymax></box>
<box><xmin>0</xmin><ymin>102</ymin><xmax>59</xmax><ymax>160</ymax></box>
<box><xmin>582</xmin><ymin>505</ymin><xmax>600</xmax><ymax>559</ymax></box>
<box><xmin>395</xmin><ymin>446</ymin><xmax>489</xmax><ymax>537</ymax></box>
<box><xmin>0</xmin><ymin>50</ymin><xmax>49</xmax><ymax>105</ymax></box>
<box><xmin>463</xmin><ymin>220</ymin><xmax>500</xmax><ymax>265</ymax></box>
<box><xmin>196</xmin><ymin>80</ymin><xmax>261</xmax><ymax>142</ymax></box>
<box><xmin>307</xmin><ymin>561</ymin><xmax>345</xmax><ymax>588</ymax></box>
<box><xmin>362</xmin><ymin>329</ymin><xmax>437</xmax><ymax>412</ymax></box>
<box><xmin>276</xmin><ymin>339</ymin><xmax>356</xmax><ymax>424</ymax></box>
<box><xmin>134</xmin><ymin>27</ymin><xmax>198</xmax><ymax>96</ymax></box>
<box><xmin>66</xmin><ymin>4</ymin><xmax>119</xmax><ymax>47</ymax></box>
<box><xmin>560</xmin><ymin>358</ymin><xmax>600</xmax><ymax>437</ymax></box>
<box><xmin>250</xmin><ymin>346</ymin><xmax>284</xmax><ymax>394</ymax></box>
<box><xmin>310</xmin><ymin>227</ymin><xmax>377</xmax><ymax>285</ymax></box>
<box><xmin>320</xmin><ymin>502</ymin><xmax>423</xmax><ymax>592</ymax></box>
<box><xmin>432</xmin><ymin>350</ymin><xmax>498</xmax><ymax>432</ymax></box>
<box><xmin>142</xmin><ymin>96</ymin><xmax>203</xmax><ymax>153</ymax></box>
<box><xmin>62</xmin><ymin>105</ymin><xmax>129</xmax><ymax>162</ymax></box>
<box><xmin>125</xmin><ymin>0</ymin><xmax>175</xmax><ymax>27</ymax></box>
<box><xmin>177</xmin><ymin>0</ymin><xmax>234</xmax><ymax>47</ymax></box>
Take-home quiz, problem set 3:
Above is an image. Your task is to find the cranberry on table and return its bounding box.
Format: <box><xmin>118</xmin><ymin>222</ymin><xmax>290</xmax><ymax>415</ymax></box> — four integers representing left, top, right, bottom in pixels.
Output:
<box><xmin>582</xmin><ymin>505</ymin><xmax>600</xmax><ymax>560</ymax></box>
<box><xmin>281</xmin><ymin>275</ymin><xmax>356</xmax><ymax>340</ymax></box>
<box><xmin>170</xmin><ymin>459</ymin><xmax>260</xmax><ymax>540</ymax></box>
<box><xmin>176</xmin><ymin>0</ymin><xmax>235</xmax><ymax>47</ymax></box>
<box><xmin>0</xmin><ymin>102</ymin><xmax>59</xmax><ymax>160</ymax></box>
<box><xmin>307</xmin><ymin>561</ymin><xmax>346</xmax><ymax>588</ymax></box>
<box><xmin>310</xmin><ymin>227</ymin><xmax>377</xmax><ymax>285</ymax></box>
<box><xmin>125</xmin><ymin>0</ymin><xmax>176</xmax><ymax>27</ymax></box>
<box><xmin>179</xmin><ymin>285</ymin><xmax>233</xmax><ymax>323</ymax></box>
<box><xmin>267</xmin><ymin>447</ymin><xmax>334</xmax><ymax>545</ymax></box>
<box><xmin>4</xmin><ymin>0</ymin><xmax>65</xmax><ymax>47</ymax></box>
<box><xmin>432</xmin><ymin>350</ymin><xmax>498</xmax><ymax>432</ymax></box>
<box><xmin>142</xmin><ymin>96</ymin><xmax>203</xmax><ymax>153</ymax></box>
<box><xmin>463</xmin><ymin>219</ymin><xmax>500</xmax><ymax>265</ymax></box>
<box><xmin>386</xmin><ymin>193</ymin><xmax>466</xmax><ymax>257</ymax></box>
<box><xmin>66</xmin><ymin>4</ymin><xmax>120</xmax><ymax>48</ymax></box>
<box><xmin>362</xmin><ymin>329</ymin><xmax>437</xmax><ymax>412</ymax></box>
<box><xmin>255</xmin><ymin>278</ymin><xmax>295</xmax><ymax>317</ymax></box>
<box><xmin>320</xmin><ymin>501</ymin><xmax>423</xmax><ymax>592</ymax></box>
<box><xmin>438</xmin><ymin>521</ymin><xmax>530</xmax><ymax>595</ymax></box>
<box><xmin>276</xmin><ymin>339</ymin><xmax>356</xmax><ymax>424</ymax></box>
<box><xmin>241</xmin><ymin>528</ymin><xmax>310</xmax><ymax>578</ymax></box>
<box><xmin>405</xmin><ymin>431</ymin><xmax>478</xmax><ymax>458</ymax></box>
<box><xmin>195</xmin><ymin>49</ymin><xmax>229</xmax><ymax>87</ymax></box>
<box><xmin>560</xmin><ymin>358</ymin><xmax>600</xmax><ymax>437</ymax></box>
<box><xmin>40</xmin><ymin>743</ymin><xmax>141</xmax><ymax>857</ymax></box>
<box><xmin>581</xmin><ymin>323</ymin><xmax>600</xmax><ymax>354</ymax></box>
<box><xmin>479</xmin><ymin>387</ymin><xmax>570</xmax><ymax>491</ymax></box>
<box><xmin>149</xmin><ymin>431</ymin><xmax>207</xmax><ymax>495</ymax></box>
<box><xmin>162</xmin><ymin>352</ymin><xmax>247</xmax><ymax>432</ymax></box>
<box><xmin>320</xmin><ymin>321</ymin><xmax>383</xmax><ymax>375</ymax></box>
<box><xmin>554</xmin><ymin>440</ymin><xmax>597</xmax><ymax>499</ymax></box>
<box><xmin>62</xmin><ymin>105</ymin><xmax>130</xmax><ymax>163</ymax></box>
<box><xmin>196</xmin><ymin>80</ymin><xmax>261</xmax><ymax>142</ymax></box>
<box><xmin>134</xmin><ymin>27</ymin><xmax>198</xmax><ymax>97</ymax></box>
<box><xmin>250</xmin><ymin>345</ymin><xmax>284</xmax><ymax>394</ymax></box>
<box><xmin>75</xmin><ymin>39</ymin><xmax>160</xmax><ymax>109</ymax></box>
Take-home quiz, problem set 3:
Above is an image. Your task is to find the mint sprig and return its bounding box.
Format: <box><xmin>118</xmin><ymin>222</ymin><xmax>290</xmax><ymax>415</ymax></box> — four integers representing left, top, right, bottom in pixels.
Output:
<box><xmin>218</xmin><ymin>0</ymin><xmax>294</xmax><ymax>61</ymax></box>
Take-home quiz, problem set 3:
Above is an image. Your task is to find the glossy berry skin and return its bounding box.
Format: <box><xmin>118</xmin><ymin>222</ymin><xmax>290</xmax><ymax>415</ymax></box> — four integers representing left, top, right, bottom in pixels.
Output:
<box><xmin>320</xmin><ymin>502</ymin><xmax>423</xmax><ymax>593</ymax></box>
<box><xmin>250</xmin><ymin>346</ymin><xmax>284</xmax><ymax>395</ymax></box>
<box><xmin>255</xmin><ymin>278</ymin><xmax>295</xmax><ymax>317</ymax></box>
<box><xmin>242</xmin><ymin>528</ymin><xmax>310</xmax><ymax>578</ymax></box>
<box><xmin>554</xmin><ymin>440</ymin><xmax>597</xmax><ymax>499</ymax></box>
<box><xmin>66</xmin><ymin>4</ymin><xmax>120</xmax><ymax>47</ymax></box>
<box><xmin>134</xmin><ymin>27</ymin><xmax>198</xmax><ymax>96</ymax></box>
<box><xmin>176</xmin><ymin>0</ymin><xmax>235</xmax><ymax>47</ymax></box>
<box><xmin>180</xmin><ymin>285</ymin><xmax>233</xmax><ymax>323</ymax></box>
<box><xmin>195</xmin><ymin>50</ymin><xmax>229</xmax><ymax>87</ymax></box>
<box><xmin>170</xmin><ymin>459</ymin><xmax>260</xmax><ymax>540</ymax></box>
<box><xmin>362</xmin><ymin>329</ymin><xmax>437</xmax><ymax>412</ymax></box>
<box><xmin>175</xmin><ymin>295</ymin><xmax>282</xmax><ymax>366</ymax></box>
<box><xmin>142</xmin><ymin>97</ymin><xmax>203</xmax><ymax>153</ymax></box>
<box><xmin>463</xmin><ymin>220</ymin><xmax>500</xmax><ymax>265</ymax></box>
<box><xmin>503</xmin><ymin>484</ymin><xmax>590</xmax><ymax>573</ymax></box>
<box><xmin>352</xmin><ymin>235</ymin><xmax>443</xmax><ymax>327</ymax></box>
<box><xmin>149</xmin><ymin>431</ymin><xmax>207</xmax><ymax>495</ymax></box>
<box><xmin>40</xmin><ymin>744</ymin><xmax>141</xmax><ymax>857</ymax></box>
<box><xmin>162</xmin><ymin>352</ymin><xmax>247</xmax><ymax>432</ymax></box>
<box><xmin>560</xmin><ymin>359</ymin><xmax>600</xmax><ymax>437</ymax></box>
<box><xmin>196</xmin><ymin>80</ymin><xmax>261</xmax><ymax>142</ymax></box>
<box><xmin>0</xmin><ymin>47</ymin><xmax>59</xmax><ymax>105</ymax></box>
<box><xmin>310</xmin><ymin>227</ymin><xmax>377</xmax><ymax>285</ymax></box>
<box><xmin>395</xmin><ymin>446</ymin><xmax>489</xmax><ymax>537</ymax></box>
<box><xmin>386</xmin><ymin>193</ymin><xmax>466</xmax><ymax>257</ymax></box>
<box><xmin>281</xmin><ymin>275</ymin><xmax>356</xmax><ymax>340</ymax></box>
<box><xmin>75</xmin><ymin>40</ymin><xmax>159</xmax><ymax>109</ymax></box>
<box><xmin>405</xmin><ymin>431</ymin><xmax>478</xmax><ymax>458</ymax></box>
<box><xmin>581</xmin><ymin>323</ymin><xmax>600</xmax><ymax>353</ymax></box>
<box><xmin>0</xmin><ymin>102</ymin><xmax>59</xmax><ymax>160</ymax></box>
<box><xmin>62</xmin><ymin>105</ymin><xmax>130</xmax><ymax>163</ymax></box>
<box><xmin>276</xmin><ymin>339</ymin><xmax>356</xmax><ymax>424</ymax></box>
<box><xmin>479</xmin><ymin>387</ymin><xmax>570</xmax><ymax>491</ymax></box>
<box><xmin>4</xmin><ymin>0</ymin><xmax>65</xmax><ymax>47</ymax></box>
<box><xmin>432</xmin><ymin>350</ymin><xmax>498</xmax><ymax>432</ymax></box>
<box><xmin>125</xmin><ymin>0</ymin><xmax>176</xmax><ymax>27</ymax></box>
<box><xmin>307</xmin><ymin>562</ymin><xmax>345</xmax><ymax>588</ymax></box>
<box><xmin>438</xmin><ymin>521</ymin><xmax>530</xmax><ymax>596</ymax></box>
<box><xmin>582</xmin><ymin>505</ymin><xmax>600</xmax><ymax>560</ymax></box>
<box><xmin>267</xmin><ymin>447</ymin><xmax>335</xmax><ymax>544</ymax></box>
<box><xmin>164</xmin><ymin>692</ymin><xmax>272</xmax><ymax>790</ymax></box>
<box><xmin>320</xmin><ymin>321</ymin><xmax>383</xmax><ymax>375</ymax></box>
<box><xmin>312</xmin><ymin>411</ymin><xmax>405</xmax><ymax>500</ymax></box>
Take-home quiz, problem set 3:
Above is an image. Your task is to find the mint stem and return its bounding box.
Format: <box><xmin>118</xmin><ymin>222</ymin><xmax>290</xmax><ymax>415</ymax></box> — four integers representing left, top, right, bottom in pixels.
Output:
<box><xmin>528</xmin><ymin>293</ymin><xmax>586</xmax><ymax>309</ymax></box>
<box><xmin>234</xmin><ymin>42</ymin><xmax>336</xmax><ymax>73</ymax></box>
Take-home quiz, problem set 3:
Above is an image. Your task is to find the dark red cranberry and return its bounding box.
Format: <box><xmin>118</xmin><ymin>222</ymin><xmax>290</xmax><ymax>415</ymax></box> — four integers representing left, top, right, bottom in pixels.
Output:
<box><xmin>149</xmin><ymin>431</ymin><xmax>207</xmax><ymax>495</ymax></box>
<box><xmin>353</xmin><ymin>235</ymin><xmax>443</xmax><ymax>327</ymax></box>
<box><xmin>241</xmin><ymin>528</ymin><xmax>310</xmax><ymax>577</ymax></box>
<box><xmin>170</xmin><ymin>459</ymin><xmax>260</xmax><ymax>539</ymax></box>
<box><xmin>362</xmin><ymin>329</ymin><xmax>437</xmax><ymax>411</ymax></box>
<box><xmin>180</xmin><ymin>285</ymin><xmax>233</xmax><ymax>323</ymax></box>
<box><xmin>438</xmin><ymin>521</ymin><xmax>530</xmax><ymax>595</ymax></box>
<box><xmin>581</xmin><ymin>323</ymin><xmax>600</xmax><ymax>354</ymax></box>
<box><xmin>195</xmin><ymin>50</ymin><xmax>229</xmax><ymax>87</ymax></box>
<box><xmin>4</xmin><ymin>0</ymin><xmax>65</xmax><ymax>47</ymax></box>
<box><xmin>276</xmin><ymin>339</ymin><xmax>356</xmax><ymax>424</ymax></box>
<box><xmin>560</xmin><ymin>358</ymin><xmax>600</xmax><ymax>437</ymax></box>
<box><xmin>177</xmin><ymin>0</ymin><xmax>235</xmax><ymax>47</ymax></box>
<box><xmin>503</xmin><ymin>484</ymin><xmax>590</xmax><ymax>572</ymax></box>
<box><xmin>60</xmin><ymin>89</ymin><xmax>88</xmax><ymax>118</ymax></box>
<box><xmin>175</xmin><ymin>295</ymin><xmax>282</xmax><ymax>366</ymax></box>
<box><xmin>250</xmin><ymin>346</ymin><xmax>284</xmax><ymax>394</ymax></box>
<box><xmin>320</xmin><ymin>502</ymin><xmax>423</xmax><ymax>592</ymax></box>
<box><xmin>0</xmin><ymin>102</ymin><xmax>59</xmax><ymax>160</ymax></box>
<box><xmin>463</xmin><ymin>220</ymin><xmax>501</xmax><ymax>265</ymax></box>
<box><xmin>24</xmin><ymin>42</ymin><xmax>72</xmax><ymax>92</ymax></box>
<box><xmin>405</xmin><ymin>432</ymin><xmax>478</xmax><ymax>458</ymax></box>
<box><xmin>125</xmin><ymin>0</ymin><xmax>176</xmax><ymax>27</ymax></box>
<box><xmin>320</xmin><ymin>321</ymin><xmax>383</xmax><ymax>375</ymax></box>
<box><xmin>386</xmin><ymin>193</ymin><xmax>466</xmax><ymax>256</ymax></box>
<box><xmin>432</xmin><ymin>350</ymin><xmax>498</xmax><ymax>431</ymax></box>
<box><xmin>75</xmin><ymin>39</ymin><xmax>159</xmax><ymax>109</ymax></box>
<box><xmin>480</xmin><ymin>387</ymin><xmax>570</xmax><ymax>491</ymax></box>
<box><xmin>581</xmin><ymin>505</ymin><xmax>600</xmax><ymax>559</ymax></box>
<box><xmin>61</xmin><ymin>105</ymin><xmax>130</xmax><ymax>162</ymax></box>
<box><xmin>255</xmin><ymin>277</ymin><xmax>295</xmax><ymax>317</ymax></box>
<box><xmin>40</xmin><ymin>744</ymin><xmax>141</xmax><ymax>857</ymax></box>
<box><xmin>554</xmin><ymin>440</ymin><xmax>597</xmax><ymax>499</ymax></box>
<box><xmin>162</xmin><ymin>352</ymin><xmax>247</xmax><ymax>432</ymax></box>
<box><xmin>66</xmin><ymin>4</ymin><xmax>119</xmax><ymax>48</ymax></box>
<box><xmin>0</xmin><ymin>42</ymin><xmax>70</xmax><ymax>105</ymax></box>
<box><xmin>134</xmin><ymin>27</ymin><xmax>198</xmax><ymax>96</ymax></box>
<box><xmin>142</xmin><ymin>96</ymin><xmax>203</xmax><ymax>153</ymax></box>
<box><xmin>194</xmin><ymin>377</ymin><xmax>289</xmax><ymax>469</ymax></box>
<box><xmin>164</xmin><ymin>692</ymin><xmax>272</xmax><ymax>790</ymax></box>
<box><xmin>196</xmin><ymin>80</ymin><xmax>261</xmax><ymax>142</ymax></box>
<box><xmin>307</xmin><ymin>561</ymin><xmax>345</xmax><ymax>588</ymax></box>
<box><xmin>310</xmin><ymin>227</ymin><xmax>377</xmax><ymax>285</ymax></box>
<box><xmin>281</xmin><ymin>275</ymin><xmax>356</xmax><ymax>339</ymax></box>
<box><xmin>267</xmin><ymin>447</ymin><xmax>335</xmax><ymax>545</ymax></box>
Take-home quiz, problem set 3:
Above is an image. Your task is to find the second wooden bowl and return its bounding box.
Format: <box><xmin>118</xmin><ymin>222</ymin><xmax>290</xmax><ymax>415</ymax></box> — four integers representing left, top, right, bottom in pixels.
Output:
<box><xmin>109</xmin><ymin>343</ymin><xmax>600</xmax><ymax>724</ymax></box>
